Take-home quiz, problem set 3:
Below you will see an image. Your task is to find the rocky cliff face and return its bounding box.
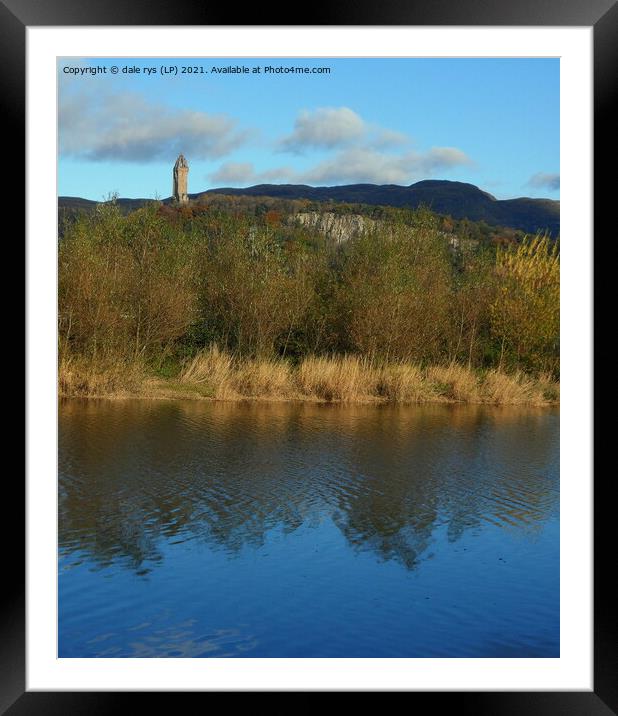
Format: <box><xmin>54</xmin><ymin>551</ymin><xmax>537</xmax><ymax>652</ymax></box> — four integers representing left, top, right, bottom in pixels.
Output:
<box><xmin>291</xmin><ymin>212</ymin><xmax>377</xmax><ymax>243</ymax></box>
<box><xmin>291</xmin><ymin>212</ymin><xmax>480</xmax><ymax>256</ymax></box>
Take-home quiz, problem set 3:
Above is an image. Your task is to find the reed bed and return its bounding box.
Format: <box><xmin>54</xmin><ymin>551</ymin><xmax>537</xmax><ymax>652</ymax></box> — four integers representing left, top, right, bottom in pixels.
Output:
<box><xmin>60</xmin><ymin>345</ymin><xmax>559</xmax><ymax>406</ymax></box>
<box><xmin>375</xmin><ymin>363</ymin><xmax>427</xmax><ymax>403</ymax></box>
<box><xmin>179</xmin><ymin>344</ymin><xmax>236</xmax><ymax>399</ymax></box>
<box><xmin>296</xmin><ymin>355</ymin><xmax>378</xmax><ymax>402</ymax></box>
<box><xmin>233</xmin><ymin>358</ymin><xmax>293</xmax><ymax>398</ymax></box>
<box><xmin>58</xmin><ymin>355</ymin><xmax>144</xmax><ymax>397</ymax></box>
<box><xmin>426</xmin><ymin>363</ymin><xmax>481</xmax><ymax>402</ymax></box>
<box><xmin>481</xmin><ymin>369</ymin><xmax>544</xmax><ymax>405</ymax></box>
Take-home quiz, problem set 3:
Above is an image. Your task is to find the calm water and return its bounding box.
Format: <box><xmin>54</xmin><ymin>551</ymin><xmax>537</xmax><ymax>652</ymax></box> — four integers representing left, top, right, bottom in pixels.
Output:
<box><xmin>58</xmin><ymin>399</ymin><xmax>559</xmax><ymax>658</ymax></box>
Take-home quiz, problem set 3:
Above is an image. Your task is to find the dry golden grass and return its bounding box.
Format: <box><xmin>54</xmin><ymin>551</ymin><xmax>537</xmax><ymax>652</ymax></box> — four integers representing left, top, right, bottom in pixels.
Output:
<box><xmin>233</xmin><ymin>358</ymin><xmax>292</xmax><ymax>398</ymax></box>
<box><xmin>180</xmin><ymin>345</ymin><xmax>236</xmax><ymax>399</ymax></box>
<box><xmin>426</xmin><ymin>363</ymin><xmax>480</xmax><ymax>402</ymax></box>
<box><xmin>537</xmin><ymin>371</ymin><xmax>560</xmax><ymax>403</ymax></box>
<box><xmin>480</xmin><ymin>369</ymin><xmax>544</xmax><ymax>405</ymax></box>
<box><xmin>60</xmin><ymin>345</ymin><xmax>559</xmax><ymax>406</ymax></box>
<box><xmin>58</xmin><ymin>355</ymin><xmax>143</xmax><ymax>397</ymax></box>
<box><xmin>180</xmin><ymin>346</ymin><xmax>293</xmax><ymax>399</ymax></box>
<box><xmin>296</xmin><ymin>355</ymin><xmax>378</xmax><ymax>401</ymax></box>
<box><xmin>376</xmin><ymin>363</ymin><xmax>426</xmax><ymax>402</ymax></box>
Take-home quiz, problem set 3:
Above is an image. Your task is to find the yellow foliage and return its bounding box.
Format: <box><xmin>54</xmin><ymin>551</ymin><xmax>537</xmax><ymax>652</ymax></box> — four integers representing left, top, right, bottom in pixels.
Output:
<box><xmin>491</xmin><ymin>234</ymin><xmax>559</xmax><ymax>374</ymax></box>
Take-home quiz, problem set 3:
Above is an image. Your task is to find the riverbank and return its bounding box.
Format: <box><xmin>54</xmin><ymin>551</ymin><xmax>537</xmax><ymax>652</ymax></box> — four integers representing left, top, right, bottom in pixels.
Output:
<box><xmin>59</xmin><ymin>349</ymin><xmax>559</xmax><ymax>406</ymax></box>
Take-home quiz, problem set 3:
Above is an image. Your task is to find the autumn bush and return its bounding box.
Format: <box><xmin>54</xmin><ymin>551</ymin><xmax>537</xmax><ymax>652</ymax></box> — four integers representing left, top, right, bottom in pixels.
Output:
<box><xmin>58</xmin><ymin>200</ymin><xmax>559</xmax><ymax>399</ymax></box>
<box><xmin>490</xmin><ymin>235</ymin><xmax>559</xmax><ymax>375</ymax></box>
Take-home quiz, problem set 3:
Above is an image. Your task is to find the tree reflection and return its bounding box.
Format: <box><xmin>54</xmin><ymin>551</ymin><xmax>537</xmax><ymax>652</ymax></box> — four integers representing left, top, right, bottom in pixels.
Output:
<box><xmin>59</xmin><ymin>400</ymin><xmax>559</xmax><ymax>573</ymax></box>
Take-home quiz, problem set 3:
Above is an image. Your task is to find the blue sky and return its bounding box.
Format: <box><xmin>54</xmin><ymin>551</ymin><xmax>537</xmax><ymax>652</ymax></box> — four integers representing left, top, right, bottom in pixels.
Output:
<box><xmin>58</xmin><ymin>57</ymin><xmax>559</xmax><ymax>201</ymax></box>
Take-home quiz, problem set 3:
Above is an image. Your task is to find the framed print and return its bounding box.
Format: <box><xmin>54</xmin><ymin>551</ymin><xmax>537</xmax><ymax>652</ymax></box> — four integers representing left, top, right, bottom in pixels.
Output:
<box><xmin>6</xmin><ymin>0</ymin><xmax>614</xmax><ymax>710</ymax></box>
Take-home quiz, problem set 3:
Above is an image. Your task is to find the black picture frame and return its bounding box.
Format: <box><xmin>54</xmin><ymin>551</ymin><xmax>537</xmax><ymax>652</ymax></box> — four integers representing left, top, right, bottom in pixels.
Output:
<box><xmin>7</xmin><ymin>0</ymin><xmax>614</xmax><ymax>710</ymax></box>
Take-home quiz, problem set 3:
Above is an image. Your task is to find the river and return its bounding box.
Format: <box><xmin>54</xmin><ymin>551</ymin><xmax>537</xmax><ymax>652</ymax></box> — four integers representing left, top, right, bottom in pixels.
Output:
<box><xmin>59</xmin><ymin>399</ymin><xmax>559</xmax><ymax>658</ymax></box>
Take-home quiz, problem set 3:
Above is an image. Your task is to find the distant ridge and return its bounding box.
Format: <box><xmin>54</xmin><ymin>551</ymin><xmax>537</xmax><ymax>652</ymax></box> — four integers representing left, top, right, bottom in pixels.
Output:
<box><xmin>59</xmin><ymin>179</ymin><xmax>560</xmax><ymax>236</ymax></box>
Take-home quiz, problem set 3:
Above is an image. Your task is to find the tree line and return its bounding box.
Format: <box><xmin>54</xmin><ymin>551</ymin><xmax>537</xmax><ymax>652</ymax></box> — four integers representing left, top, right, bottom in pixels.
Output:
<box><xmin>58</xmin><ymin>201</ymin><xmax>559</xmax><ymax>379</ymax></box>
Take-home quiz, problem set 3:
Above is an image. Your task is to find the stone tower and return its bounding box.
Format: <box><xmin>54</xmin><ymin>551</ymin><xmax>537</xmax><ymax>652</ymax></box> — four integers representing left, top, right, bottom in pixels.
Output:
<box><xmin>173</xmin><ymin>154</ymin><xmax>189</xmax><ymax>204</ymax></box>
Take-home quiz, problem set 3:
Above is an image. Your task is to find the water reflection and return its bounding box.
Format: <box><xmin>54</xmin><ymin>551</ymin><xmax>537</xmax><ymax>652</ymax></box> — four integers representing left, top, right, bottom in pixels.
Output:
<box><xmin>59</xmin><ymin>400</ymin><xmax>558</xmax><ymax>574</ymax></box>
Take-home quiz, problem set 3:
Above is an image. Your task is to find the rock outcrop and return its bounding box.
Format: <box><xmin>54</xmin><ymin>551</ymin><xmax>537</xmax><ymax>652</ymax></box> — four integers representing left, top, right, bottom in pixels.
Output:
<box><xmin>291</xmin><ymin>212</ymin><xmax>377</xmax><ymax>243</ymax></box>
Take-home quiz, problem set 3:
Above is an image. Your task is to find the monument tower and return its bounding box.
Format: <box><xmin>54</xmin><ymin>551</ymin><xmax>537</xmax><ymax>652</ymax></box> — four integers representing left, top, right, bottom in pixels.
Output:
<box><xmin>173</xmin><ymin>154</ymin><xmax>189</xmax><ymax>204</ymax></box>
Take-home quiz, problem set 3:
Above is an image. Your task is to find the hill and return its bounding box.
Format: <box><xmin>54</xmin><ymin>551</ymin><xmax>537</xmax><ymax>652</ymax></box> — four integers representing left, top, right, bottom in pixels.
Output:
<box><xmin>58</xmin><ymin>179</ymin><xmax>559</xmax><ymax>236</ymax></box>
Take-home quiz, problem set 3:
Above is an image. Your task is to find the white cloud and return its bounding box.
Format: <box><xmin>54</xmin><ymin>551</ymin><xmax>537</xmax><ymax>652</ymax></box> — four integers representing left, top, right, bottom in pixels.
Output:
<box><xmin>527</xmin><ymin>172</ymin><xmax>560</xmax><ymax>191</ymax></box>
<box><xmin>208</xmin><ymin>145</ymin><xmax>472</xmax><ymax>188</ymax></box>
<box><xmin>208</xmin><ymin>162</ymin><xmax>296</xmax><ymax>186</ymax></box>
<box><xmin>209</xmin><ymin>162</ymin><xmax>256</xmax><ymax>184</ymax></box>
<box><xmin>371</xmin><ymin>128</ymin><xmax>410</xmax><ymax>150</ymax></box>
<box><xmin>279</xmin><ymin>107</ymin><xmax>366</xmax><ymax>153</ymax></box>
<box><xmin>273</xmin><ymin>107</ymin><xmax>471</xmax><ymax>184</ymax></box>
<box><xmin>425</xmin><ymin>147</ymin><xmax>472</xmax><ymax>169</ymax></box>
<box><xmin>258</xmin><ymin>166</ymin><xmax>296</xmax><ymax>182</ymax></box>
<box><xmin>59</xmin><ymin>90</ymin><xmax>249</xmax><ymax>162</ymax></box>
<box><xmin>299</xmin><ymin>146</ymin><xmax>473</xmax><ymax>185</ymax></box>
